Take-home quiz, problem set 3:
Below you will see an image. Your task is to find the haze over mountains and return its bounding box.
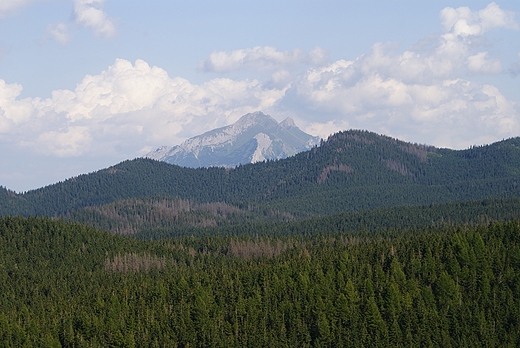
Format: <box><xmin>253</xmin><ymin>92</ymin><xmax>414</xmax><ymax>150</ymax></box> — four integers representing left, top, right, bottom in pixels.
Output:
<box><xmin>145</xmin><ymin>112</ymin><xmax>320</xmax><ymax>167</ymax></box>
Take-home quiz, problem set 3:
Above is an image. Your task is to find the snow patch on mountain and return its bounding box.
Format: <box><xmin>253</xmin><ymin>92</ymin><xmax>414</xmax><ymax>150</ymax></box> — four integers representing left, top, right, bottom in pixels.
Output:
<box><xmin>251</xmin><ymin>133</ymin><xmax>272</xmax><ymax>163</ymax></box>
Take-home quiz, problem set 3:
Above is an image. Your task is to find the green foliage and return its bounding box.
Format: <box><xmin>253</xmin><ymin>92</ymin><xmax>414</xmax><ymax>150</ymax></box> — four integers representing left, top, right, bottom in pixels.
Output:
<box><xmin>2</xmin><ymin>131</ymin><xmax>520</xmax><ymax>218</ymax></box>
<box><xmin>111</xmin><ymin>196</ymin><xmax>520</xmax><ymax>240</ymax></box>
<box><xmin>2</xmin><ymin>131</ymin><xmax>520</xmax><ymax>345</ymax></box>
<box><xmin>1</xmin><ymin>216</ymin><xmax>520</xmax><ymax>346</ymax></box>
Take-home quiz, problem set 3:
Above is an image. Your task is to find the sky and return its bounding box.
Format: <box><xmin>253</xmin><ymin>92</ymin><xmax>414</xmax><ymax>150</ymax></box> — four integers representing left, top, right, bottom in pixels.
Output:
<box><xmin>1</xmin><ymin>1</ymin><xmax>519</xmax><ymax>192</ymax></box>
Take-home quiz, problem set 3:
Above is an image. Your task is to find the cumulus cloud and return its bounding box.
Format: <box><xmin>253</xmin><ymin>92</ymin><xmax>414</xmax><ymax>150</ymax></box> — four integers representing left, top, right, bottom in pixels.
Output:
<box><xmin>292</xmin><ymin>58</ymin><xmax>519</xmax><ymax>148</ymax></box>
<box><xmin>1</xmin><ymin>0</ymin><xmax>116</xmax><ymax>44</ymax></box>
<box><xmin>46</xmin><ymin>22</ymin><xmax>71</xmax><ymax>45</ymax></box>
<box><xmin>1</xmin><ymin>2</ymin><xmax>519</xmax><ymax>166</ymax></box>
<box><xmin>291</xmin><ymin>60</ymin><xmax>518</xmax><ymax>146</ymax></box>
<box><xmin>73</xmin><ymin>0</ymin><xmax>117</xmax><ymax>38</ymax></box>
<box><xmin>198</xmin><ymin>46</ymin><xmax>329</xmax><ymax>73</ymax></box>
<box><xmin>279</xmin><ymin>2</ymin><xmax>520</xmax><ymax>146</ymax></box>
<box><xmin>0</xmin><ymin>80</ymin><xmax>36</xmax><ymax>133</ymax></box>
<box><xmin>435</xmin><ymin>2</ymin><xmax>518</xmax><ymax>76</ymax></box>
<box><xmin>28</xmin><ymin>126</ymin><xmax>92</xmax><ymax>157</ymax></box>
<box><xmin>44</xmin><ymin>0</ymin><xmax>116</xmax><ymax>44</ymax></box>
<box><xmin>0</xmin><ymin>59</ymin><xmax>285</xmax><ymax>157</ymax></box>
<box><xmin>466</xmin><ymin>51</ymin><xmax>502</xmax><ymax>74</ymax></box>
<box><xmin>305</xmin><ymin>120</ymin><xmax>351</xmax><ymax>140</ymax></box>
<box><xmin>440</xmin><ymin>2</ymin><xmax>518</xmax><ymax>36</ymax></box>
<box><xmin>0</xmin><ymin>0</ymin><xmax>34</xmax><ymax>18</ymax></box>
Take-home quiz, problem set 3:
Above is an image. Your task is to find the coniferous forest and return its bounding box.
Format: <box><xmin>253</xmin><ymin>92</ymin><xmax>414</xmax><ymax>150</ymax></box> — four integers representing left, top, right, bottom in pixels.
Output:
<box><xmin>1</xmin><ymin>216</ymin><xmax>520</xmax><ymax>347</ymax></box>
<box><xmin>2</xmin><ymin>130</ymin><xmax>520</xmax><ymax>346</ymax></box>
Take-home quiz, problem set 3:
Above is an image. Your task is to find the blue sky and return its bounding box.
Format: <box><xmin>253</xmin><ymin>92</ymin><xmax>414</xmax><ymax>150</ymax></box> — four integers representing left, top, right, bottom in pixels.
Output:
<box><xmin>1</xmin><ymin>1</ymin><xmax>519</xmax><ymax>192</ymax></box>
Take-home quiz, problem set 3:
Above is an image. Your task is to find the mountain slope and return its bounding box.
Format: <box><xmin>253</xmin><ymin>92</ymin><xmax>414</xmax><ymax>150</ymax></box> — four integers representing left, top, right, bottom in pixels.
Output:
<box><xmin>2</xmin><ymin>130</ymin><xmax>520</xmax><ymax>217</ymax></box>
<box><xmin>145</xmin><ymin>111</ymin><xmax>320</xmax><ymax>167</ymax></box>
<box><xmin>62</xmin><ymin>195</ymin><xmax>520</xmax><ymax>238</ymax></box>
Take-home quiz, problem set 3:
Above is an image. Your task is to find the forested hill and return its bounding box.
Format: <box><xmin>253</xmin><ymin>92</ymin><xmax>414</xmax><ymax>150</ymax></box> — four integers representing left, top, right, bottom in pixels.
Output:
<box><xmin>2</xmin><ymin>215</ymin><xmax>520</xmax><ymax>345</ymax></box>
<box><xmin>2</xmin><ymin>130</ymin><xmax>520</xmax><ymax>217</ymax></box>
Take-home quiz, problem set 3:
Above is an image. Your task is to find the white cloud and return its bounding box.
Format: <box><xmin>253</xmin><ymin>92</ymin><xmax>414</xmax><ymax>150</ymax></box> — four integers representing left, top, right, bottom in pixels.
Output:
<box><xmin>304</xmin><ymin>120</ymin><xmax>350</xmax><ymax>140</ymax></box>
<box><xmin>198</xmin><ymin>46</ymin><xmax>329</xmax><ymax>73</ymax></box>
<box><xmin>285</xmin><ymin>51</ymin><xmax>519</xmax><ymax>148</ymax></box>
<box><xmin>46</xmin><ymin>22</ymin><xmax>71</xmax><ymax>45</ymax></box>
<box><xmin>28</xmin><ymin>126</ymin><xmax>92</xmax><ymax>157</ymax></box>
<box><xmin>435</xmin><ymin>3</ymin><xmax>519</xmax><ymax>76</ymax></box>
<box><xmin>73</xmin><ymin>0</ymin><xmax>117</xmax><ymax>38</ymax></box>
<box><xmin>0</xmin><ymin>59</ymin><xmax>285</xmax><ymax>157</ymax></box>
<box><xmin>0</xmin><ymin>0</ymin><xmax>34</xmax><ymax>18</ymax></box>
<box><xmin>277</xmin><ymin>3</ymin><xmax>519</xmax><ymax>148</ymax></box>
<box><xmin>1</xmin><ymin>0</ymin><xmax>115</xmax><ymax>39</ymax></box>
<box><xmin>476</xmin><ymin>2</ymin><xmax>519</xmax><ymax>32</ymax></box>
<box><xmin>1</xmin><ymin>2</ymin><xmax>519</xmax><ymax>166</ymax></box>
<box><xmin>466</xmin><ymin>51</ymin><xmax>502</xmax><ymax>74</ymax></box>
<box><xmin>0</xmin><ymin>80</ymin><xmax>36</xmax><ymax>133</ymax></box>
<box><xmin>440</xmin><ymin>2</ymin><xmax>518</xmax><ymax>36</ymax></box>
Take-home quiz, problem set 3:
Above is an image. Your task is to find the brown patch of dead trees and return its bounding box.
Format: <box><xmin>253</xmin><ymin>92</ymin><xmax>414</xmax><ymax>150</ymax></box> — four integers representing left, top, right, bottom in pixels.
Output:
<box><xmin>228</xmin><ymin>239</ymin><xmax>288</xmax><ymax>259</ymax></box>
<box><xmin>317</xmin><ymin>164</ymin><xmax>353</xmax><ymax>184</ymax></box>
<box><xmin>104</xmin><ymin>253</ymin><xmax>167</xmax><ymax>273</ymax></box>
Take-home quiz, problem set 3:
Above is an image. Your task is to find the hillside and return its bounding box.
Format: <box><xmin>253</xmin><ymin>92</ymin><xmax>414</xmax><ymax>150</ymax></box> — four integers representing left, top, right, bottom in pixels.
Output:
<box><xmin>3</xmin><ymin>130</ymin><xmax>520</xmax><ymax>346</ymax></box>
<box><xmin>61</xmin><ymin>196</ymin><xmax>520</xmax><ymax>239</ymax></box>
<box><xmin>1</xmin><ymin>130</ymin><xmax>520</xmax><ymax>218</ymax></box>
<box><xmin>1</xmin><ymin>215</ymin><xmax>520</xmax><ymax>346</ymax></box>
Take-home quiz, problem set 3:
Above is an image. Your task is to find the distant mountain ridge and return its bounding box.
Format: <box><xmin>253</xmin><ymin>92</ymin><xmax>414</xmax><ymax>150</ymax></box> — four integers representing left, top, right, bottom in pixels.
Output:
<box><xmin>145</xmin><ymin>111</ymin><xmax>320</xmax><ymax>167</ymax></box>
<box><xmin>2</xmin><ymin>130</ymin><xmax>520</xmax><ymax>219</ymax></box>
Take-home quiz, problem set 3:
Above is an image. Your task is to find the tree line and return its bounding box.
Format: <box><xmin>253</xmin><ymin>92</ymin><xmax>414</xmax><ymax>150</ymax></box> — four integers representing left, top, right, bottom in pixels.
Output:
<box><xmin>2</xmin><ymin>130</ymin><xmax>520</xmax><ymax>219</ymax></box>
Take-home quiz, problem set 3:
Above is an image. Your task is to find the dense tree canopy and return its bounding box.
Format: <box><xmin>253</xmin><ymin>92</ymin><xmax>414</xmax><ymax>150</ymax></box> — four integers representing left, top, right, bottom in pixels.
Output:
<box><xmin>1</xmin><ymin>216</ymin><xmax>520</xmax><ymax>346</ymax></box>
<box><xmin>2</xmin><ymin>131</ymin><xmax>520</xmax><ymax>218</ymax></box>
<box><xmin>2</xmin><ymin>130</ymin><xmax>520</xmax><ymax>346</ymax></box>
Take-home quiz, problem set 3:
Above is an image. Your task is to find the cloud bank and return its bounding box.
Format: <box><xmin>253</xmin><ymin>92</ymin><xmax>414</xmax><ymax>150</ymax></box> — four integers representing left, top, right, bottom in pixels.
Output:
<box><xmin>281</xmin><ymin>2</ymin><xmax>520</xmax><ymax>148</ymax></box>
<box><xmin>0</xmin><ymin>2</ymin><xmax>519</xmax><ymax>167</ymax></box>
<box><xmin>0</xmin><ymin>59</ymin><xmax>284</xmax><ymax>158</ymax></box>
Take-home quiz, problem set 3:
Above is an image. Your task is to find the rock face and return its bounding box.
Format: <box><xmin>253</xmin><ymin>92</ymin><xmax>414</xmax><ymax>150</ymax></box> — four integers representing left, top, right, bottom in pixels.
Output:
<box><xmin>145</xmin><ymin>112</ymin><xmax>320</xmax><ymax>167</ymax></box>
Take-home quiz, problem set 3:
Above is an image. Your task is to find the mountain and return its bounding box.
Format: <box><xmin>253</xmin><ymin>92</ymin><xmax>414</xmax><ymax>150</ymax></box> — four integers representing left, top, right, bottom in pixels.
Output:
<box><xmin>3</xmin><ymin>131</ymin><xmax>520</xmax><ymax>346</ymax></box>
<box><xmin>145</xmin><ymin>111</ymin><xmax>320</xmax><ymax>167</ymax></box>
<box><xmin>2</xmin><ymin>130</ymin><xmax>520</xmax><ymax>219</ymax></box>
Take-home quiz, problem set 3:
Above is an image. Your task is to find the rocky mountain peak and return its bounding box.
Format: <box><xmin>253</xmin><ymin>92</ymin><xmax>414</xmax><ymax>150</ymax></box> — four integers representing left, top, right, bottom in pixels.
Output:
<box><xmin>233</xmin><ymin>112</ymin><xmax>278</xmax><ymax>130</ymax></box>
<box><xmin>145</xmin><ymin>112</ymin><xmax>320</xmax><ymax>168</ymax></box>
<box><xmin>280</xmin><ymin>117</ymin><xmax>296</xmax><ymax>129</ymax></box>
